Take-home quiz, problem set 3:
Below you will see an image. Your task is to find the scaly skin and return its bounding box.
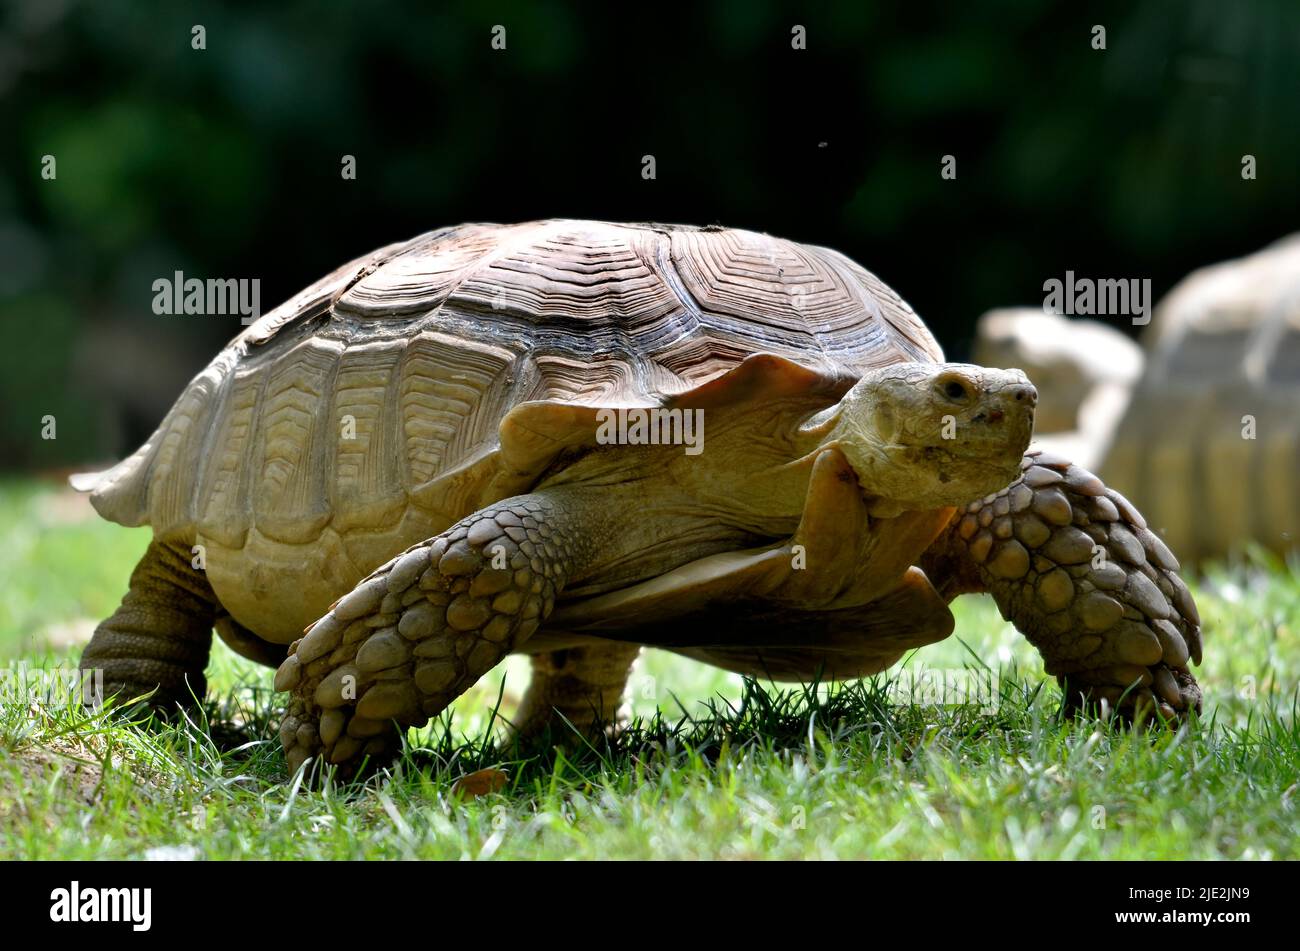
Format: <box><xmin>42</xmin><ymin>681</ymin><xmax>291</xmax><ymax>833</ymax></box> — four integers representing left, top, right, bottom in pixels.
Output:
<box><xmin>923</xmin><ymin>449</ymin><xmax>1202</xmax><ymax>721</ymax></box>
<box><xmin>276</xmin><ymin>492</ymin><xmax>595</xmax><ymax>777</ymax></box>
<box><xmin>79</xmin><ymin>539</ymin><xmax>217</xmax><ymax>710</ymax></box>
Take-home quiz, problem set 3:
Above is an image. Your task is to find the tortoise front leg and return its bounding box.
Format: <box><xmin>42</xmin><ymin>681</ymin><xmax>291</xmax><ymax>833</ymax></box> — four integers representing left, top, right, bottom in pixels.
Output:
<box><xmin>925</xmin><ymin>450</ymin><xmax>1203</xmax><ymax>722</ymax></box>
<box><xmin>275</xmin><ymin>492</ymin><xmax>595</xmax><ymax>777</ymax></box>
<box><xmin>79</xmin><ymin>539</ymin><xmax>217</xmax><ymax>710</ymax></box>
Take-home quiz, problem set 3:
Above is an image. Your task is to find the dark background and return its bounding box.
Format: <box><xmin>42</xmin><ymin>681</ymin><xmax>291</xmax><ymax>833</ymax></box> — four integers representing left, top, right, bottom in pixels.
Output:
<box><xmin>2</xmin><ymin>0</ymin><xmax>1298</xmax><ymax>470</ymax></box>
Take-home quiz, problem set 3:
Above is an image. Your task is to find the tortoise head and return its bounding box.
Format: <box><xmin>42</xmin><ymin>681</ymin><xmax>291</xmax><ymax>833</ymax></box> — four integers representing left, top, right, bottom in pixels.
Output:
<box><xmin>823</xmin><ymin>362</ymin><xmax>1037</xmax><ymax>513</ymax></box>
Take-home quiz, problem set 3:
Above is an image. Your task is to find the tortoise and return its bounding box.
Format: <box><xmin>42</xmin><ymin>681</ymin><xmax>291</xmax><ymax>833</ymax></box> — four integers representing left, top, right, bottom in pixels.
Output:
<box><xmin>972</xmin><ymin>308</ymin><xmax>1142</xmax><ymax>469</ymax></box>
<box><xmin>975</xmin><ymin>235</ymin><xmax>1300</xmax><ymax>563</ymax></box>
<box><xmin>1100</xmin><ymin>234</ymin><xmax>1300</xmax><ymax>563</ymax></box>
<box><xmin>74</xmin><ymin>220</ymin><xmax>1204</xmax><ymax>776</ymax></box>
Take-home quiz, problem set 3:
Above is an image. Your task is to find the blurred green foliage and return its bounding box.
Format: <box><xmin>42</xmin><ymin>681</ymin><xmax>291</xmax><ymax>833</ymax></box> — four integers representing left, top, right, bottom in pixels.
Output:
<box><xmin>2</xmin><ymin>0</ymin><xmax>1297</xmax><ymax>469</ymax></box>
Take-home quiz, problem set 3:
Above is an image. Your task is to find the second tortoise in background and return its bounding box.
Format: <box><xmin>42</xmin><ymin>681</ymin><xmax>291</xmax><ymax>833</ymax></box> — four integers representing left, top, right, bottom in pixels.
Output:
<box><xmin>1102</xmin><ymin>236</ymin><xmax>1300</xmax><ymax>563</ymax></box>
<box><xmin>973</xmin><ymin>309</ymin><xmax>1142</xmax><ymax>468</ymax></box>
<box><xmin>975</xmin><ymin>235</ymin><xmax>1300</xmax><ymax>564</ymax></box>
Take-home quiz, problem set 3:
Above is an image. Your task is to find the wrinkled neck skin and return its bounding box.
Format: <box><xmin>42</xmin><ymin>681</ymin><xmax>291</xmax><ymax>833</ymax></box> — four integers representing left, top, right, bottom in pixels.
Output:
<box><xmin>539</xmin><ymin>392</ymin><xmax>842</xmax><ymax>594</ymax></box>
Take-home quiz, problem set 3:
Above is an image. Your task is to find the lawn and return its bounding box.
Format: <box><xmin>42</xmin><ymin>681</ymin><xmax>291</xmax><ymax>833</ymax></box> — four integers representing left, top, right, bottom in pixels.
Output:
<box><xmin>1</xmin><ymin>476</ymin><xmax>1297</xmax><ymax>859</ymax></box>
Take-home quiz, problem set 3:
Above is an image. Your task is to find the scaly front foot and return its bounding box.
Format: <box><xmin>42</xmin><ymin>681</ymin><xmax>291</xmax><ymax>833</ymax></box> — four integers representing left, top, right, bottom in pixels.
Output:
<box><xmin>275</xmin><ymin>495</ymin><xmax>581</xmax><ymax>777</ymax></box>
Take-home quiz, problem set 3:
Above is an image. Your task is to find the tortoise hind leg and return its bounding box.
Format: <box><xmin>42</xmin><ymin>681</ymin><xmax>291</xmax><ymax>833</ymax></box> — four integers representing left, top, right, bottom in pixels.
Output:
<box><xmin>509</xmin><ymin>643</ymin><xmax>641</xmax><ymax>743</ymax></box>
<box><xmin>79</xmin><ymin>539</ymin><xmax>217</xmax><ymax>710</ymax></box>
<box><xmin>925</xmin><ymin>450</ymin><xmax>1203</xmax><ymax>722</ymax></box>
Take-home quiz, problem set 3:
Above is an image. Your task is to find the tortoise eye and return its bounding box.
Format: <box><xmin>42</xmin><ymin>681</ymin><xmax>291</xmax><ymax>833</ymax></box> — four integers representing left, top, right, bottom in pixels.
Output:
<box><xmin>943</xmin><ymin>380</ymin><xmax>968</xmax><ymax>401</ymax></box>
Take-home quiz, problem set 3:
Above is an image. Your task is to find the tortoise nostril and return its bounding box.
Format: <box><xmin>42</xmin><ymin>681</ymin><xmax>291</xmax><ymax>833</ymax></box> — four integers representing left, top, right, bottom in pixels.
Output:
<box><xmin>1014</xmin><ymin>385</ymin><xmax>1038</xmax><ymax>405</ymax></box>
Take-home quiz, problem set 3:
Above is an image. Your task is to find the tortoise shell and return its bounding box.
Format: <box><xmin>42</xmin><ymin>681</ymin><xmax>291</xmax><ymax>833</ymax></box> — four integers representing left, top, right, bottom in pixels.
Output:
<box><xmin>83</xmin><ymin>220</ymin><xmax>942</xmax><ymax>639</ymax></box>
<box><xmin>1100</xmin><ymin>234</ymin><xmax>1300</xmax><ymax>561</ymax></box>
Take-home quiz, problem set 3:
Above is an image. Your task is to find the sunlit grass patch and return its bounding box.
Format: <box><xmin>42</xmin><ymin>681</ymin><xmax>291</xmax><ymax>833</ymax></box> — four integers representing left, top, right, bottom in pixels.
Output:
<box><xmin>1</xmin><ymin>478</ymin><xmax>1296</xmax><ymax>859</ymax></box>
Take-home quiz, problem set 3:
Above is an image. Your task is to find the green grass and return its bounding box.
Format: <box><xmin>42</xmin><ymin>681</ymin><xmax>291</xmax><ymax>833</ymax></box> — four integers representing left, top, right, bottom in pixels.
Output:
<box><xmin>1</xmin><ymin>476</ymin><xmax>1297</xmax><ymax>859</ymax></box>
